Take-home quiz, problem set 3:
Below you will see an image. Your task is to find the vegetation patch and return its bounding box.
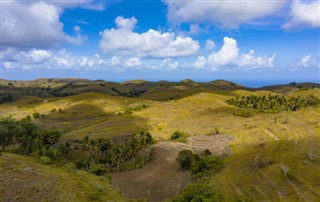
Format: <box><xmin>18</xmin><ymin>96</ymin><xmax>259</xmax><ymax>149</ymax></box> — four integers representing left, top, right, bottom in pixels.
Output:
<box><xmin>0</xmin><ymin>116</ymin><xmax>154</xmax><ymax>175</ymax></box>
<box><xmin>176</xmin><ymin>149</ymin><xmax>224</xmax><ymax>178</ymax></box>
<box><xmin>171</xmin><ymin>183</ymin><xmax>222</xmax><ymax>202</ymax></box>
<box><xmin>170</xmin><ymin>131</ymin><xmax>189</xmax><ymax>143</ymax></box>
<box><xmin>227</xmin><ymin>94</ymin><xmax>320</xmax><ymax>113</ymax></box>
<box><xmin>119</xmin><ymin>104</ymin><xmax>149</xmax><ymax>115</ymax></box>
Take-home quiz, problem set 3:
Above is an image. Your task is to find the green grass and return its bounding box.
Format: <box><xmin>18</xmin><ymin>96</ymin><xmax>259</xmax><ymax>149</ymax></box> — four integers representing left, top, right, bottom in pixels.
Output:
<box><xmin>0</xmin><ymin>153</ymin><xmax>127</xmax><ymax>202</ymax></box>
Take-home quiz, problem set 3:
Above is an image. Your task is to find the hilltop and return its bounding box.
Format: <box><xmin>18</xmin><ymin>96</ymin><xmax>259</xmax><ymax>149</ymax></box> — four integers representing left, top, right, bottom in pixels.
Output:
<box><xmin>1</xmin><ymin>78</ymin><xmax>318</xmax><ymax>104</ymax></box>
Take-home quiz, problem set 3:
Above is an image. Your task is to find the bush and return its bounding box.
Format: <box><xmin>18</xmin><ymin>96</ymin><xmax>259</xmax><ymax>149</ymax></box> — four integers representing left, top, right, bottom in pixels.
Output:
<box><xmin>170</xmin><ymin>131</ymin><xmax>189</xmax><ymax>143</ymax></box>
<box><xmin>51</xmin><ymin>108</ymin><xmax>56</xmax><ymax>112</ymax></box>
<box><xmin>171</xmin><ymin>183</ymin><xmax>222</xmax><ymax>202</ymax></box>
<box><xmin>233</xmin><ymin>110</ymin><xmax>253</xmax><ymax>118</ymax></box>
<box><xmin>32</xmin><ymin>112</ymin><xmax>40</xmax><ymax>119</ymax></box>
<box><xmin>75</xmin><ymin>159</ymin><xmax>87</xmax><ymax>169</ymax></box>
<box><xmin>40</xmin><ymin>156</ymin><xmax>52</xmax><ymax>165</ymax></box>
<box><xmin>191</xmin><ymin>156</ymin><xmax>224</xmax><ymax>177</ymax></box>
<box><xmin>176</xmin><ymin>150</ymin><xmax>193</xmax><ymax>170</ymax></box>
<box><xmin>90</xmin><ymin>164</ymin><xmax>106</xmax><ymax>176</ymax></box>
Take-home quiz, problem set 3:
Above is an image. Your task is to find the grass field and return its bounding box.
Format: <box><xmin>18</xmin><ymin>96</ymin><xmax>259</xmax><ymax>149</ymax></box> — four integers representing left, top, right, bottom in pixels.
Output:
<box><xmin>0</xmin><ymin>85</ymin><xmax>319</xmax><ymax>201</ymax></box>
<box><xmin>0</xmin><ymin>153</ymin><xmax>126</xmax><ymax>202</ymax></box>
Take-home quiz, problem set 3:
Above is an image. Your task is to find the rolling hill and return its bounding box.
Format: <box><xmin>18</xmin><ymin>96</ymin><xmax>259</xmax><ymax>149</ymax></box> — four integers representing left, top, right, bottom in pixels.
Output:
<box><xmin>0</xmin><ymin>79</ymin><xmax>319</xmax><ymax>201</ymax></box>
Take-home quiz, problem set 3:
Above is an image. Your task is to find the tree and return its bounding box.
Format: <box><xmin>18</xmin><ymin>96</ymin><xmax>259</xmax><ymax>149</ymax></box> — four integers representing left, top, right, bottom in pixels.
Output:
<box><xmin>57</xmin><ymin>142</ymin><xmax>73</xmax><ymax>161</ymax></box>
<box><xmin>176</xmin><ymin>150</ymin><xmax>193</xmax><ymax>170</ymax></box>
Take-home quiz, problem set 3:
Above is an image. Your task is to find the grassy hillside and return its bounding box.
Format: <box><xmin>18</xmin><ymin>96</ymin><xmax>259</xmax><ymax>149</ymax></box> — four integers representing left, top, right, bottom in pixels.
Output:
<box><xmin>0</xmin><ymin>153</ymin><xmax>126</xmax><ymax>202</ymax></box>
<box><xmin>0</xmin><ymin>81</ymin><xmax>319</xmax><ymax>201</ymax></box>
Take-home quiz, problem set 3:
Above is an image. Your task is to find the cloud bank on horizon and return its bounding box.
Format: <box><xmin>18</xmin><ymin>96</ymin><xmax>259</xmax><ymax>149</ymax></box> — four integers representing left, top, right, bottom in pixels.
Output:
<box><xmin>0</xmin><ymin>0</ymin><xmax>319</xmax><ymax>81</ymax></box>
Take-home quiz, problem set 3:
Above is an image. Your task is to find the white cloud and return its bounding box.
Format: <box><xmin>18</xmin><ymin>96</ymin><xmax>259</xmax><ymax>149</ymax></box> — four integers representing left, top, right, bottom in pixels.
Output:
<box><xmin>239</xmin><ymin>50</ymin><xmax>276</xmax><ymax>68</ymax></box>
<box><xmin>125</xmin><ymin>57</ymin><xmax>142</xmax><ymax>67</ymax></box>
<box><xmin>28</xmin><ymin>49</ymin><xmax>52</xmax><ymax>63</ymax></box>
<box><xmin>205</xmin><ymin>39</ymin><xmax>215</xmax><ymax>51</ymax></box>
<box><xmin>192</xmin><ymin>56</ymin><xmax>207</xmax><ymax>69</ymax></box>
<box><xmin>99</xmin><ymin>16</ymin><xmax>199</xmax><ymax>58</ymax></box>
<box><xmin>299</xmin><ymin>54</ymin><xmax>312</xmax><ymax>67</ymax></box>
<box><xmin>283</xmin><ymin>0</ymin><xmax>320</xmax><ymax>30</ymax></box>
<box><xmin>298</xmin><ymin>54</ymin><xmax>320</xmax><ymax>68</ymax></box>
<box><xmin>160</xmin><ymin>59</ymin><xmax>179</xmax><ymax>70</ymax></box>
<box><xmin>208</xmin><ymin>37</ymin><xmax>239</xmax><ymax>66</ymax></box>
<box><xmin>0</xmin><ymin>48</ymin><xmax>143</xmax><ymax>70</ymax></box>
<box><xmin>189</xmin><ymin>24</ymin><xmax>201</xmax><ymax>35</ymax></box>
<box><xmin>163</xmin><ymin>0</ymin><xmax>287</xmax><ymax>28</ymax></box>
<box><xmin>192</xmin><ymin>37</ymin><xmax>276</xmax><ymax>71</ymax></box>
<box><xmin>1</xmin><ymin>0</ymin><xmax>86</xmax><ymax>49</ymax></box>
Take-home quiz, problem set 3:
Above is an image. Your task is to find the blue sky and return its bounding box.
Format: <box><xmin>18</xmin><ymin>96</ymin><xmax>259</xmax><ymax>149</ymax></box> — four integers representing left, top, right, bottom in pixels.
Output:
<box><xmin>1</xmin><ymin>0</ymin><xmax>319</xmax><ymax>86</ymax></box>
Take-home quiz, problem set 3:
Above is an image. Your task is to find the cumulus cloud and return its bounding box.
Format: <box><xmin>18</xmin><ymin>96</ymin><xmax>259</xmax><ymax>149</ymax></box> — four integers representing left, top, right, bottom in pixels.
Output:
<box><xmin>239</xmin><ymin>50</ymin><xmax>276</xmax><ymax>68</ymax></box>
<box><xmin>1</xmin><ymin>0</ymin><xmax>87</xmax><ymax>49</ymax></box>
<box><xmin>163</xmin><ymin>0</ymin><xmax>287</xmax><ymax>28</ymax></box>
<box><xmin>297</xmin><ymin>54</ymin><xmax>320</xmax><ymax>68</ymax></box>
<box><xmin>192</xmin><ymin>56</ymin><xmax>207</xmax><ymax>69</ymax></box>
<box><xmin>99</xmin><ymin>16</ymin><xmax>199</xmax><ymax>58</ymax></box>
<box><xmin>192</xmin><ymin>37</ymin><xmax>276</xmax><ymax>70</ymax></box>
<box><xmin>283</xmin><ymin>0</ymin><xmax>320</xmax><ymax>30</ymax></box>
<box><xmin>205</xmin><ymin>40</ymin><xmax>215</xmax><ymax>51</ymax></box>
<box><xmin>1</xmin><ymin>48</ymin><xmax>143</xmax><ymax>70</ymax></box>
<box><xmin>160</xmin><ymin>59</ymin><xmax>179</xmax><ymax>70</ymax></box>
<box><xmin>208</xmin><ymin>37</ymin><xmax>239</xmax><ymax>66</ymax></box>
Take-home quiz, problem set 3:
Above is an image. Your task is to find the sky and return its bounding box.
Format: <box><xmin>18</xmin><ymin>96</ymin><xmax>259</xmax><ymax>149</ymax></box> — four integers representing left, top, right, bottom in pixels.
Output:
<box><xmin>1</xmin><ymin>0</ymin><xmax>320</xmax><ymax>86</ymax></box>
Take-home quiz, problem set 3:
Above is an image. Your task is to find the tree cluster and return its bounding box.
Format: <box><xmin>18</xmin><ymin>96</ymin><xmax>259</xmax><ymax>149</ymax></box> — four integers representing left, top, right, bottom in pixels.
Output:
<box><xmin>79</xmin><ymin>129</ymin><xmax>153</xmax><ymax>174</ymax></box>
<box><xmin>227</xmin><ymin>94</ymin><xmax>320</xmax><ymax>113</ymax></box>
<box><xmin>176</xmin><ymin>149</ymin><xmax>224</xmax><ymax>177</ymax></box>
<box><xmin>0</xmin><ymin>117</ymin><xmax>60</xmax><ymax>155</ymax></box>
<box><xmin>0</xmin><ymin>116</ymin><xmax>154</xmax><ymax>175</ymax></box>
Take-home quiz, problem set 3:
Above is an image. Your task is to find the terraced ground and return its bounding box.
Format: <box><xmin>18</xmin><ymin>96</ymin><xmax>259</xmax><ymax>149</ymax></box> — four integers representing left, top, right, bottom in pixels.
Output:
<box><xmin>0</xmin><ymin>85</ymin><xmax>319</xmax><ymax>201</ymax></box>
<box><xmin>111</xmin><ymin>135</ymin><xmax>233</xmax><ymax>201</ymax></box>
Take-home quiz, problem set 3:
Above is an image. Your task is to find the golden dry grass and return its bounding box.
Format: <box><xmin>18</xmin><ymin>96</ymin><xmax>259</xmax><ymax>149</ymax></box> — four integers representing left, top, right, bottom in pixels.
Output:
<box><xmin>1</xmin><ymin>88</ymin><xmax>319</xmax><ymax>201</ymax></box>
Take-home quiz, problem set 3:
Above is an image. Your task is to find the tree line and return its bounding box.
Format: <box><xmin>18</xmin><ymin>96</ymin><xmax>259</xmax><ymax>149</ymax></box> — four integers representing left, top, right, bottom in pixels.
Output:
<box><xmin>226</xmin><ymin>94</ymin><xmax>320</xmax><ymax>113</ymax></box>
<box><xmin>0</xmin><ymin>116</ymin><xmax>153</xmax><ymax>175</ymax></box>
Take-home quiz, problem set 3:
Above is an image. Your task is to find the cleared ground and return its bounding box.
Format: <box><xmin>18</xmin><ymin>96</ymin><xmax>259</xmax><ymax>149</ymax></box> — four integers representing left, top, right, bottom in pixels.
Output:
<box><xmin>111</xmin><ymin>135</ymin><xmax>234</xmax><ymax>201</ymax></box>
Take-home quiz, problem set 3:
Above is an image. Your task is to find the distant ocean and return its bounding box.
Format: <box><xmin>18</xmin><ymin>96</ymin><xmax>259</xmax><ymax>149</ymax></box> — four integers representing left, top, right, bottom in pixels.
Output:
<box><xmin>111</xmin><ymin>78</ymin><xmax>320</xmax><ymax>88</ymax></box>
<box><xmin>229</xmin><ymin>79</ymin><xmax>320</xmax><ymax>88</ymax></box>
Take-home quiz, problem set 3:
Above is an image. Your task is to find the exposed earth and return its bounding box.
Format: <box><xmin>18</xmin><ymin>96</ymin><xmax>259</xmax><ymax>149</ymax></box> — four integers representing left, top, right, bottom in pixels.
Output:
<box><xmin>111</xmin><ymin>135</ymin><xmax>234</xmax><ymax>201</ymax></box>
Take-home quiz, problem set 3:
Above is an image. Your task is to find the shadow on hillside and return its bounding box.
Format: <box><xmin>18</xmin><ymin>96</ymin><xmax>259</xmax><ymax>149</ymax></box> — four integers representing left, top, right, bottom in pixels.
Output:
<box><xmin>35</xmin><ymin>103</ymin><xmax>150</xmax><ymax>140</ymax></box>
<box><xmin>0</xmin><ymin>80</ymin><xmax>247</xmax><ymax>103</ymax></box>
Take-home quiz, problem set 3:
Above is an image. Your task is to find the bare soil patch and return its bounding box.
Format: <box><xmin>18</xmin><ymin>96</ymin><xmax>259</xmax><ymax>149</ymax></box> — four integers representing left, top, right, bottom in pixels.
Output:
<box><xmin>111</xmin><ymin>135</ymin><xmax>234</xmax><ymax>201</ymax></box>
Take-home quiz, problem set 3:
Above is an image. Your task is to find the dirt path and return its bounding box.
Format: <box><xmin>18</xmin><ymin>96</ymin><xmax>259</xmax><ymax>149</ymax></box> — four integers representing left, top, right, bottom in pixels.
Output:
<box><xmin>111</xmin><ymin>135</ymin><xmax>234</xmax><ymax>201</ymax></box>
<box><xmin>111</xmin><ymin>141</ymin><xmax>190</xmax><ymax>201</ymax></box>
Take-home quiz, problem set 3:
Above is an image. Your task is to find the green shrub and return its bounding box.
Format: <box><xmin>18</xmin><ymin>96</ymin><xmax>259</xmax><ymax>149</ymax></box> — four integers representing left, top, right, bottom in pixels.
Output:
<box><xmin>176</xmin><ymin>150</ymin><xmax>193</xmax><ymax>170</ymax></box>
<box><xmin>171</xmin><ymin>183</ymin><xmax>222</xmax><ymax>202</ymax></box>
<box><xmin>170</xmin><ymin>131</ymin><xmax>189</xmax><ymax>143</ymax></box>
<box><xmin>90</xmin><ymin>164</ymin><xmax>106</xmax><ymax>176</ymax></box>
<box><xmin>40</xmin><ymin>156</ymin><xmax>52</xmax><ymax>165</ymax></box>
<box><xmin>32</xmin><ymin>112</ymin><xmax>40</xmax><ymax>119</ymax></box>
<box><xmin>75</xmin><ymin>159</ymin><xmax>87</xmax><ymax>169</ymax></box>
<box><xmin>233</xmin><ymin>110</ymin><xmax>253</xmax><ymax>118</ymax></box>
<box><xmin>202</xmin><ymin>149</ymin><xmax>212</xmax><ymax>156</ymax></box>
<box><xmin>51</xmin><ymin>108</ymin><xmax>56</xmax><ymax>112</ymax></box>
<box><xmin>191</xmin><ymin>156</ymin><xmax>224</xmax><ymax>177</ymax></box>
